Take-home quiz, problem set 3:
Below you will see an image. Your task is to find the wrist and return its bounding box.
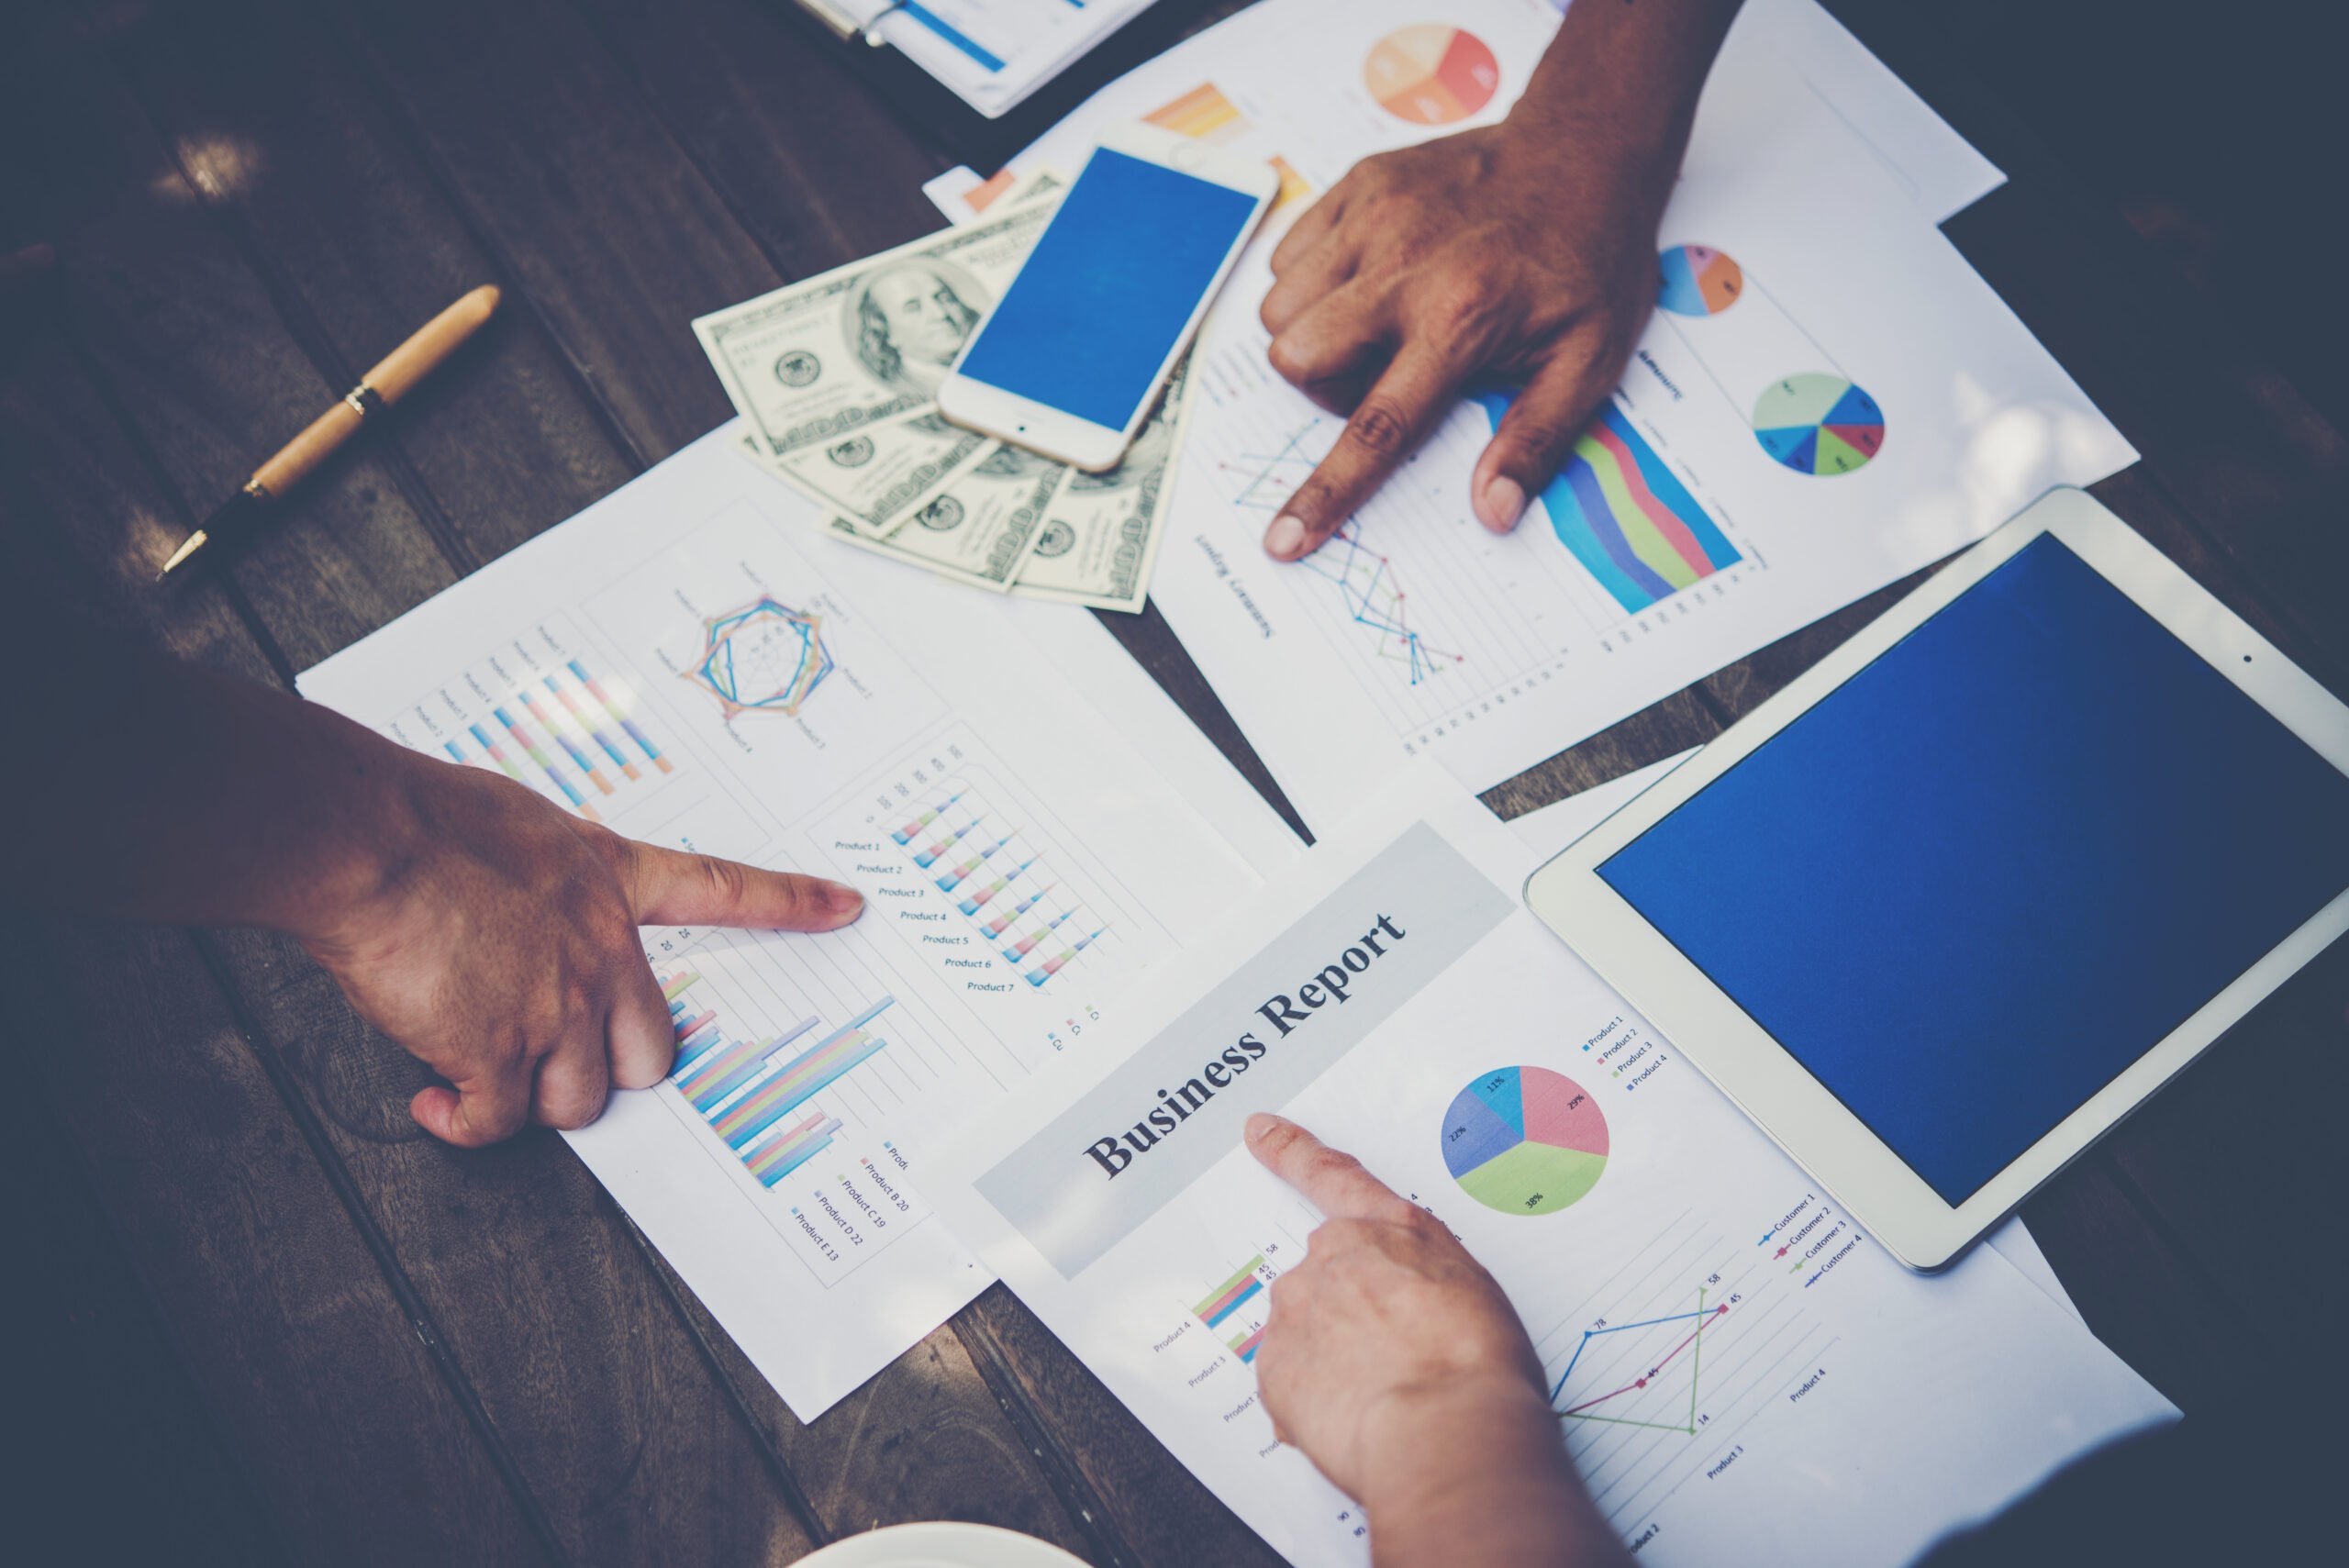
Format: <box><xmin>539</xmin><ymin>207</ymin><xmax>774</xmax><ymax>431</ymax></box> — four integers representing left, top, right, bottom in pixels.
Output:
<box><xmin>1355</xmin><ymin>1373</ymin><xmax>1572</xmax><ymax>1512</ymax></box>
<box><xmin>271</xmin><ymin>711</ymin><xmax>439</xmax><ymax>950</ymax></box>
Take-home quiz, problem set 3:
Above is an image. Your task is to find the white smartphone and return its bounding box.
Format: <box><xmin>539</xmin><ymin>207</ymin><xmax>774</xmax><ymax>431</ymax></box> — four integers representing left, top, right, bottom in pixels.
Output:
<box><xmin>939</xmin><ymin>122</ymin><xmax>1279</xmax><ymax>471</ymax></box>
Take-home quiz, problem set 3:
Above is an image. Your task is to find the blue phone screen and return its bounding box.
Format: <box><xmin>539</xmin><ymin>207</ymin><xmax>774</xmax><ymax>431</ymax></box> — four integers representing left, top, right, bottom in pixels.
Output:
<box><xmin>958</xmin><ymin>149</ymin><xmax>1260</xmax><ymax>430</ymax></box>
<box><xmin>1598</xmin><ymin>535</ymin><xmax>2349</xmax><ymax>1204</ymax></box>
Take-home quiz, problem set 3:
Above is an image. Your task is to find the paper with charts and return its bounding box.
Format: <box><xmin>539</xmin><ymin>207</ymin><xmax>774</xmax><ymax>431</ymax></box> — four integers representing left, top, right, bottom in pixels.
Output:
<box><xmin>987</xmin><ymin>0</ymin><xmax>2128</xmax><ymax>833</ymax></box>
<box><xmin>933</xmin><ymin>779</ymin><xmax>2174</xmax><ymax>1567</ymax></box>
<box><xmin>296</xmin><ymin>428</ymin><xmax>1295</xmax><ymax>1418</ymax></box>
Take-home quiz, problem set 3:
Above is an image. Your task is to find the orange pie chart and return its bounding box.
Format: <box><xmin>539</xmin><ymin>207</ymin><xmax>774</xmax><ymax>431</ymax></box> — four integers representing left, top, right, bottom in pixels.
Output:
<box><xmin>1364</xmin><ymin>25</ymin><xmax>1500</xmax><ymax>127</ymax></box>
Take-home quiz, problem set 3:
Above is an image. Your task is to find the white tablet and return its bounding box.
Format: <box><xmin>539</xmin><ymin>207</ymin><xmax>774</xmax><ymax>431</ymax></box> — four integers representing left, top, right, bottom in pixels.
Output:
<box><xmin>1526</xmin><ymin>489</ymin><xmax>2349</xmax><ymax>1270</ymax></box>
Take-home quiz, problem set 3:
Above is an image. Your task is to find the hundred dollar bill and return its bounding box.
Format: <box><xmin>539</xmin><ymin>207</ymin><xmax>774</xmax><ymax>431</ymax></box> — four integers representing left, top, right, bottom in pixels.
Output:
<box><xmin>1008</xmin><ymin>354</ymin><xmax>1195</xmax><ymax>614</ymax></box>
<box><xmin>773</xmin><ymin>410</ymin><xmax>993</xmax><ymax>536</ymax></box>
<box><xmin>694</xmin><ymin>195</ymin><xmax>1057</xmax><ymax>462</ymax></box>
<box><xmin>823</xmin><ymin>441</ymin><xmax>1063</xmax><ymax>592</ymax></box>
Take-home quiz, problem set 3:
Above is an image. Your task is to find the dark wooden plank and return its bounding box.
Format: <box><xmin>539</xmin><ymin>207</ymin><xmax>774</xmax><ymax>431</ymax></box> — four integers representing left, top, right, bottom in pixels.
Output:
<box><xmin>0</xmin><ymin>351</ymin><xmax>548</xmax><ymax>1562</ymax></box>
<box><xmin>0</xmin><ymin>986</ymin><xmax>291</xmax><ymax>1568</ymax></box>
<box><xmin>115</xmin><ymin>0</ymin><xmax>641</xmax><ymax>580</ymax></box>
<box><xmin>328</xmin><ymin>0</ymin><xmax>779</xmax><ymax>461</ymax></box>
<box><xmin>7</xmin><ymin>31</ymin><xmax>841</xmax><ymax>1568</ymax></box>
<box><xmin>1832</xmin><ymin>0</ymin><xmax>2349</xmax><ymax>685</ymax></box>
<box><xmin>100</xmin><ymin>0</ymin><xmax>1117</xmax><ymax>1550</ymax></box>
<box><xmin>573</xmin><ymin>0</ymin><xmax>953</xmax><ymax>276</ymax></box>
<box><xmin>1481</xmin><ymin>687</ymin><xmax>1722</xmax><ymax>820</ymax></box>
<box><xmin>2016</xmin><ymin>1154</ymin><xmax>2249</xmax><ymax>1417</ymax></box>
<box><xmin>960</xmin><ymin>1288</ymin><xmax>1285</xmax><ymax>1568</ymax></box>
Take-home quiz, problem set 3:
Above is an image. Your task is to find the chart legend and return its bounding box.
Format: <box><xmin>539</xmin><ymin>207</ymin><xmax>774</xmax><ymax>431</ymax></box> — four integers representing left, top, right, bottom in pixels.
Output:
<box><xmin>1441</xmin><ymin>1065</ymin><xmax>1609</xmax><ymax>1215</ymax></box>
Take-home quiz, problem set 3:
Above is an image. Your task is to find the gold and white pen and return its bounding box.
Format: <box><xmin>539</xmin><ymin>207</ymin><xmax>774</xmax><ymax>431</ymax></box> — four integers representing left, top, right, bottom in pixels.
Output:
<box><xmin>157</xmin><ymin>284</ymin><xmax>501</xmax><ymax>580</ymax></box>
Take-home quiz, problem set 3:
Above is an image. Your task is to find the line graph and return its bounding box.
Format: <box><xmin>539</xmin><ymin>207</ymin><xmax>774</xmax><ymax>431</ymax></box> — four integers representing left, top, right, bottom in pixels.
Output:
<box><xmin>1186</xmin><ymin>343</ymin><xmax>1603</xmax><ymax>743</ymax></box>
<box><xmin>1534</xmin><ymin>1213</ymin><xmax>1829</xmax><ymax>1534</ymax></box>
<box><xmin>1297</xmin><ymin>525</ymin><xmax>1464</xmax><ymax>688</ymax></box>
<box><xmin>1217</xmin><ymin>419</ymin><xmax>1465</xmax><ymax>686</ymax></box>
<box><xmin>1552</xmin><ymin>1291</ymin><xmax>1729</xmax><ymax>1432</ymax></box>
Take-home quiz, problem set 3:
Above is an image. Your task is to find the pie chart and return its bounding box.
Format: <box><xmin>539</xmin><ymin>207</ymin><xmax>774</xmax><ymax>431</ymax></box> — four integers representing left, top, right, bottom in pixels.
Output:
<box><xmin>1753</xmin><ymin>373</ymin><xmax>1886</xmax><ymax>476</ymax></box>
<box><xmin>1364</xmin><ymin>26</ymin><xmax>1499</xmax><ymax>126</ymax></box>
<box><xmin>1657</xmin><ymin>244</ymin><xmax>1744</xmax><ymax>316</ymax></box>
<box><xmin>1440</xmin><ymin>1066</ymin><xmax>1609</xmax><ymax>1217</ymax></box>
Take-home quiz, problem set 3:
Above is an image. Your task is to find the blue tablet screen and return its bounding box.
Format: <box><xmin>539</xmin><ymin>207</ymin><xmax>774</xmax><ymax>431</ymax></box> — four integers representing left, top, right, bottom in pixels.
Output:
<box><xmin>1599</xmin><ymin>535</ymin><xmax>2349</xmax><ymax>1204</ymax></box>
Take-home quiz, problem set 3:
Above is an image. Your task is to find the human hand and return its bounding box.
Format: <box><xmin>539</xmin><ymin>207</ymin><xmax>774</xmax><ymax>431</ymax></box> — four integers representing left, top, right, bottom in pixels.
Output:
<box><xmin>1255</xmin><ymin>112</ymin><xmax>1675</xmax><ymax>561</ymax></box>
<box><xmin>299</xmin><ymin>754</ymin><xmax>862</xmax><ymax>1147</ymax></box>
<box><xmin>1243</xmin><ymin>1112</ymin><xmax>1558</xmax><ymax>1502</ymax></box>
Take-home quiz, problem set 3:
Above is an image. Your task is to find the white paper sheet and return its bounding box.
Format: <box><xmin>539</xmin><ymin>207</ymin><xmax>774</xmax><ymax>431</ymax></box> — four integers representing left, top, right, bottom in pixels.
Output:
<box><xmin>1502</xmin><ymin>753</ymin><xmax>2082</xmax><ymax>1323</ymax></box>
<box><xmin>964</xmin><ymin>0</ymin><xmax>2122</xmax><ymax>836</ymax></box>
<box><xmin>297</xmin><ymin>427</ymin><xmax>1295</xmax><ymax>1418</ymax></box>
<box><xmin>865</xmin><ymin>0</ymin><xmax>1162</xmax><ymax>120</ymax></box>
<box><xmin>936</xmin><ymin>772</ymin><xmax>2169</xmax><ymax>1565</ymax></box>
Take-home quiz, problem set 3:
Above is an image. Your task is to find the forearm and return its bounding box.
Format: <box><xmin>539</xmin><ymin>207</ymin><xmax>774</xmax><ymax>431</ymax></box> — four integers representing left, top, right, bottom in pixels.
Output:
<box><xmin>1359</xmin><ymin>1379</ymin><xmax>1628</xmax><ymax>1568</ymax></box>
<box><xmin>1509</xmin><ymin>0</ymin><xmax>1744</xmax><ymax>172</ymax></box>
<box><xmin>9</xmin><ymin>642</ymin><xmax>420</xmax><ymax>936</ymax></box>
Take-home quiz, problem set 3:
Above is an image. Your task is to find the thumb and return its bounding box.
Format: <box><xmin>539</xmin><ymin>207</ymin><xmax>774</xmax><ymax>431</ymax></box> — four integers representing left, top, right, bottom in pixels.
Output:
<box><xmin>1469</xmin><ymin>351</ymin><xmax>1612</xmax><ymax>534</ymax></box>
<box><xmin>622</xmin><ymin>840</ymin><xmax>863</xmax><ymax>931</ymax></box>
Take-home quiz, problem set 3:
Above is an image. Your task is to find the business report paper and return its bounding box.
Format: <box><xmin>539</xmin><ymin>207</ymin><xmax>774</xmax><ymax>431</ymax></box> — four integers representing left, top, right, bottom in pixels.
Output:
<box><xmin>975</xmin><ymin>0</ymin><xmax>2130</xmax><ymax>834</ymax></box>
<box><xmin>935</xmin><ymin>775</ymin><xmax>2172</xmax><ymax>1566</ymax></box>
<box><xmin>298</xmin><ymin>428</ymin><xmax>1295</xmax><ymax>1418</ymax></box>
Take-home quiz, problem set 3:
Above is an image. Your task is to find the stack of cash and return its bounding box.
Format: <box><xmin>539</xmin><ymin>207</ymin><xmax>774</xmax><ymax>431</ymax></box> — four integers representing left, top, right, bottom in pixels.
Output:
<box><xmin>693</xmin><ymin>181</ymin><xmax>1189</xmax><ymax>614</ymax></box>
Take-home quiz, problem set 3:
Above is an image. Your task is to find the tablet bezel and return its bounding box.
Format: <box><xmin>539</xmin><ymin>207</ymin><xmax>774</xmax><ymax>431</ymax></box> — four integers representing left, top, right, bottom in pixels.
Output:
<box><xmin>1524</xmin><ymin>487</ymin><xmax>2349</xmax><ymax>1271</ymax></box>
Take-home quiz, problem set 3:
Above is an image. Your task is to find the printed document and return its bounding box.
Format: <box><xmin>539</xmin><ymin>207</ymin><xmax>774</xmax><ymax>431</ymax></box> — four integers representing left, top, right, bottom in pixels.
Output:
<box><xmin>936</xmin><ymin>775</ymin><xmax>2172</xmax><ymax>1565</ymax></box>
<box><xmin>299</xmin><ymin>428</ymin><xmax>1294</xmax><ymax>1418</ymax></box>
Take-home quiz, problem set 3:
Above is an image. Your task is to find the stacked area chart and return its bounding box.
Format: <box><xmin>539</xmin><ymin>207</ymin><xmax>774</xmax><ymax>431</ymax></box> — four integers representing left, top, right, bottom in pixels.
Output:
<box><xmin>1441</xmin><ymin>1066</ymin><xmax>1609</xmax><ymax>1216</ymax></box>
<box><xmin>1479</xmin><ymin>395</ymin><xmax>1742</xmax><ymax>616</ymax></box>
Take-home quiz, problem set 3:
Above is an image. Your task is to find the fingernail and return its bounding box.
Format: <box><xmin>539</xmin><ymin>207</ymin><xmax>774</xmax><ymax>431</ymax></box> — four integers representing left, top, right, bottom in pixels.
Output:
<box><xmin>1245</xmin><ymin>1112</ymin><xmax>1278</xmax><ymax>1144</ymax></box>
<box><xmin>1265</xmin><ymin>513</ymin><xmax>1307</xmax><ymax>559</ymax></box>
<box><xmin>822</xmin><ymin>880</ymin><xmax>864</xmax><ymax>920</ymax></box>
<box><xmin>1480</xmin><ymin>475</ymin><xmax>1526</xmax><ymax>532</ymax></box>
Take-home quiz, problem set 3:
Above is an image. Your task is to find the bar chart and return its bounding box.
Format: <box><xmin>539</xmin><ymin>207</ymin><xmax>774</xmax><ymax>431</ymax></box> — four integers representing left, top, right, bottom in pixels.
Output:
<box><xmin>878</xmin><ymin>773</ymin><xmax>1115</xmax><ymax>991</ymax></box>
<box><xmin>1192</xmin><ymin>1254</ymin><xmax>1277</xmax><ymax>1364</ymax></box>
<box><xmin>385</xmin><ymin>623</ymin><xmax>678</xmax><ymax>824</ymax></box>
<box><xmin>662</xmin><ymin>970</ymin><xmax>895</xmax><ymax>1190</ymax></box>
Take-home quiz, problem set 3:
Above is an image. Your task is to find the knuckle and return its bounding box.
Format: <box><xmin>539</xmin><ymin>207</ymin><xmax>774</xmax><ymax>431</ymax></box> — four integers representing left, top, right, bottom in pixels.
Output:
<box><xmin>1265</xmin><ymin>331</ymin><xmax>1311</xmax><ymax>383</ymax></box>
<box><xmin>699</xmin><ymin>853</ymin><xmax>748</xmax><ymax>908</ymax></box>
<box><xmin>1344</xmin><ymin>399</ymin><xmax>1411</xmax><ymax>458</ymax></box>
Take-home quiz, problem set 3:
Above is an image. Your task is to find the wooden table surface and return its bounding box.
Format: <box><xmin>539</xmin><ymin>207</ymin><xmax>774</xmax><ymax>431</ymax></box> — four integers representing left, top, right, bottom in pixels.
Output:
<box><xmin>5</xmin><ymin>1</ymin><xmax>2344</xmax><ymax>1562</ymax></box>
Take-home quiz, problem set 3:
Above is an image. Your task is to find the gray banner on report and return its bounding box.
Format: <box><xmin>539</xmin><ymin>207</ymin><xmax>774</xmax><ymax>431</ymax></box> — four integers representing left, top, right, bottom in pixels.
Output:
<box><xmin>977</xmin><ymin>821</ymin><xmax>1511</xmax><ymax>1277</ymax></box>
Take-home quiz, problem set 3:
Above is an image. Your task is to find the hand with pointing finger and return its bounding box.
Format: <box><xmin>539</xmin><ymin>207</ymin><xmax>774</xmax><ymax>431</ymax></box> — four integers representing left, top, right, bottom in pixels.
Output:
<box><xmin>1257</xmin><ymin>0</ymin><xmax>1742</xmax><ymax>563</ymax></box>
<box><xmin>1245</xmin><ymin>1112</ymin><xmax>1626</xmax><ymax>1568</ymax></box>
<box><xmin>301</xmin><ymin>748</ymin><xmax>861</xmax><ymax>1146</ymax></box>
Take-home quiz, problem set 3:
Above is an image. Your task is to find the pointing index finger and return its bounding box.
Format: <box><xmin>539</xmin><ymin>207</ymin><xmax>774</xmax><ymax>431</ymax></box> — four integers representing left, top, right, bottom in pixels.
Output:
<box><xmin>1245</xmin><ymin>1112</ymin><xmax>1412</xmax><ymax>1221</ymax></box>
<box><xmin>1264</xmin><ymin>337</ymin><xmax>1470</xmax><ymax>561</ymax></box>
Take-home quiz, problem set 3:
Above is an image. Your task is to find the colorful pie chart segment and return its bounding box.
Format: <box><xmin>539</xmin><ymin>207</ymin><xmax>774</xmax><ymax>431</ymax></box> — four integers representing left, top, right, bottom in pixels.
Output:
<box><xmin>1364</xmin><ymin>26</ymin><xmax>1500</xmax><ymax>126</ymax></box>
<box><xmin>1441</xmin><ymin>1065</ymin><xmax>1609</xmax><ymax>1216</ymax></box>
<box><xmin>1753</xmin><ymin>373</ymin><xmax>1886</xmax><ymax>476</ymax></box>
<box><xmin>1657</xmin><ymin>244</ymin><xmax>1744</xmax><ymax>316</ymax></box>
